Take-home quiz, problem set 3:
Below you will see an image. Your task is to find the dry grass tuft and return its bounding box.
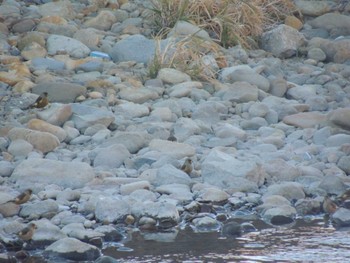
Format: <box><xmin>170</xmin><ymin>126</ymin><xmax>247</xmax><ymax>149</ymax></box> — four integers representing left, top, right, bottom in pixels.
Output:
<box><xmin>147</xmin><ymin>0</ymin><xmax>299</xmax><ymax>80</ymax></box>
<box><xmin>149</xmin><ymin>0</ymin><xmax>300</xmax><ymax>49</ymax></box>
<box><xmin>148</xmin><ymin>35</ymin><xmax>223</xmax><ymax>80</ymax></box>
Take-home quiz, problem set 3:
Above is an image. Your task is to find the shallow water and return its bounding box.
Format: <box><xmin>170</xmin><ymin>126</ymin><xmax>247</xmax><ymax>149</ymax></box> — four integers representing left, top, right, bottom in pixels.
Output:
<box><xmin>103</xmin><ymin>218</ymin><xmax>350</xmax><ymax>263</ymax></box>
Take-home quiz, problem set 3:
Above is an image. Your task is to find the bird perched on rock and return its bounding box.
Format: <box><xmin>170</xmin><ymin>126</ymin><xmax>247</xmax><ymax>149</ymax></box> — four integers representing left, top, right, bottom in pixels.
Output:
<box><xmin>337</xmin><ymin>189</ymin><xmax>350</xmax><ymax>203</ymax></box>
<box><xmin>167</xmin><ymin>134</ymin><xmax>177</xmax><ymax>142</ymax></box>
<box><xmin>12</xmin><ymin>189</ymin><xmax>32</xmax><ymax>205</ymax></box>
<box><xmin>337</xmin><ymin>189</ymin><xmax>350</xmax><ymax>209</ymax></box>
<box><xmin>181</xmin><ymin>158</ymin><xmax>193</xmax><ymax>175</ymax></box>
<box><xmin>322</xmin><ymin>195</ymin><xmax>338</xmax><ymax>215</ymax></box>
<box><xmin>18</xmin><ymin>223</ymin><xmax>37</xmax><ymax>241</ymax></box>
<box><xmin>30</xmin><ymin>92</ymin><xmax>49</xmax><ymax>108</ymax></box>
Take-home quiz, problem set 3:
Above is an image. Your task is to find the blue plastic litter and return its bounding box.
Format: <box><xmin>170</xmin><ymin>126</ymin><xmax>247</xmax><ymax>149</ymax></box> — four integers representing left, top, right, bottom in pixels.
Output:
<box><xmin>90</xmin><ymin>51</ymin><xmax>111</xmax><ymax>60</ymax></box>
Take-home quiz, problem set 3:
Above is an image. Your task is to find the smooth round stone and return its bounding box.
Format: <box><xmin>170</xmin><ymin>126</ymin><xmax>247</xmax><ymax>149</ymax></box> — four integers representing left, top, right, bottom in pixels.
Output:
<box><xmin>191</xmin><ymin>216</ymin><xmax>221</xmax><ymax>233</ymax></box>
<box><xmin>264</xmin><ymin>182</ymin><xmax>305</xmax><ymax>201</ymax></box>
<box><xmin>30</xmin><ymin>57</ymin><xmax>64</xmax><ymax>71</ymax></box>
<box><xmin>0</xmin><ymin>161</ymin><xmax>15</xmax><ymax>177</ymax></box>
<box><xmin>84</xmin><ymin>10</ymin><xmax>117</xmax><ymax>31</ymax></box>
<box><xmin>157</xmin><ymin>68</ymin><xmax>191</xmax><ymax>84</ymax></box>
<box><xmin>77</xmin><ymin>61</ymin><xmax>103</xmax><ymax>72</ymax></box>
<box><xmin>248</xmin><ymin>102</ymin><xmax>269</xmax><ymax>117</ymax></box>
<box><xmin>88</xmin><ymin>91</ymin><xmax>103</xmax><ymax>99</ymax></box>
<box><xmin>27</xmin><ymin>119</ymin><xmax>67</xmax><ymax>142</ymax></box>
<box><xmin>7</xmin><ymin>139</ymin><xmax>33</xmax><ymax>157</ymax></box>
<box><xmin>307</xmin><ymin>48</ymin><xmax>326</xmax><ymax>62</ymax></box>
<box><xmin>149</xmin><ymin>139</ymin><xmax>195</xmax><ymax>159</ymax></box>
<box><xmin>69</xmin><ymin>135</ymin><xmax>91</xmax><ymax>145</ymax></box>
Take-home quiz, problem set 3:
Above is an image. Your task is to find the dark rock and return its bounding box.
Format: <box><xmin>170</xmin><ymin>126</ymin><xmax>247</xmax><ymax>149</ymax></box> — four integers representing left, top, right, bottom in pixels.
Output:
<box><xmin>221</xmin><ymin>221</ymin><xmax>242</xmax><ymax>237</ymax></box>
<box><xmin>95</xmin><ymin>256</ymin><xmax>120</xmax><ymax>263</ymax></box>
<box><xmin>270</xmin><ymin>215</ymin><xmax>294</xmax><ymax>225</ymax></box>
<box><xmin>332</xmin><ymin>208</ymin><xmax>350</xmax><ymax>227</ymax></box>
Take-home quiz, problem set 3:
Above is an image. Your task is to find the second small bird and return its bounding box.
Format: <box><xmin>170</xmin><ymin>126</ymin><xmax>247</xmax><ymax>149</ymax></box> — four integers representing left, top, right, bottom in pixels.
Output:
<box><xmin>13</xmin><ymin>189</ymin><xmax>32</xmax><ymax>205</ymax></box>
<box><xmin>181</xmin><ymin>158</ymin><xmax>193</xmax><ymax>175</ymax></box>
<box><xmin>30</xmin><ymin>92</ymin><xmax>49</xmax><ymax>108</ymax></box>
<box><xmin>18</xmin><ymin>223</ymin><xmax>37</xmax><ymax>242</ymax></box>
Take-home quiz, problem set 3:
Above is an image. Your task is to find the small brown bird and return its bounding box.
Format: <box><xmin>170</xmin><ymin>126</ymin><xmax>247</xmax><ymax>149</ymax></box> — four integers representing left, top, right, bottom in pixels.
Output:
<box><xmin>181</xmin><ymin>158</ymin><xmax>193</xmax><ymax>175</ymax></box>
<box><xmin>167</xmin><ymin>134</ymin><xmax>177</xmax><ymax>142</ymax></box>
<box><xmin>13</xmin><ymin>189</ymin><xmax>32</xmax><ymax>205</ymax></box>
<box><xmin>337</xmin><ymin>189</ymin><xmax>350</xmax><ymax>203</ymax></box>
<box><xmin>322</xmin><ymin>195</ymin><xmax>338</xmax><ymax>215</ymax></box>
<box><xmin>18</xmin><ymin>223</ymin><xmax>37</xmax><ymax>241</ymax></box>
<box><xmin>30</xmin><ymin>92</ymin><xmax>49</xmax><ymax>108</ymax></box>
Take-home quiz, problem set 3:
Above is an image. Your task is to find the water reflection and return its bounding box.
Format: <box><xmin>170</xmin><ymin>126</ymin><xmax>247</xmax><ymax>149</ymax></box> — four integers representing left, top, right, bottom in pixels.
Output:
<box><xmin>103</xmin><ymin>218</ymin><xmax>350</xmax><ymax>262</ymax></box>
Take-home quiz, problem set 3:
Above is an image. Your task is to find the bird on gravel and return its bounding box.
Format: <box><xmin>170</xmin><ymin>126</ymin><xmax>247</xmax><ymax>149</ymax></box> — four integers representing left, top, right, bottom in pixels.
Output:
<box><xmin>337</xmin><ymin>189</ymin><xmax>350</xmax><ymax>203</ymax></box>
<box><xmin>336</xmin><ymin>189</ymin><xmax>350</xmax><ymax>209</ymax></box>
<box><xmin>322</xmin><ymin>195</ymin><xmax>338</xmax><ymax>215</ymax></box>
<box><xmin>17</xmin><ymin>223</ymin><xmax>37</xmax><ymax>242</ymax></box>
<box><xmin>167</xmin><ymin>134</ymin><xmax>177</xmax><ymax>142</ymax></box>
<box><xmin>12</xmin><ymin>189</ymin><xmax>32</xmax><ymax>205</ymax></box>
<box><xmin>30</xmin><ymin>92</ymin><xmax>49</xmax><ymax>108</ymax></box>
<box><xmin>181</xmin><ymin>158</ymin><xmax>193</xmax><ymax>175</ymax></box>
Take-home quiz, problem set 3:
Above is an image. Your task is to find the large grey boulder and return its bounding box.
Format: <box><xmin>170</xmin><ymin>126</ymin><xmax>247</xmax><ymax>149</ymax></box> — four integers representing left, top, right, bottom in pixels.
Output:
<box><xmin>261</xmin><ymin>25</ymin><xmax>306</xmax><ymax>58</ymax></box>
<box><xmin>95</xmin><ymin>197</ymin><xmax>130</xmax><ymax>223</ymax></box>
<box><xmin>47</xmin><ymin>35</ymin><xmax>90</xmax><ymax>58</ymax></box>
<box><xmin>32</xmin><ymin>82</ymin><xmax>86</xmax><ymax>103</ymax></box>
<box><xmin>110</xmin><ymin>34</ymin><xmax>167</xmax><ymax>64</ymax></box>
<box><xmin>201</xmin><ymin>149</ymin><xmax>261</xmax><ymax>191</ymax></box>
<box><xmin>11</xmin><ymin>159</ymin><xmax>95</xmax><ymax>190</ymax></box>
<box><xmin>70</xmin><ymin>104</ymin><xmax>115</xmax><ymax>132</ymax></box>
<box><xmin>44</xmin><ymin>237</ymin><xmax>100</xmax><ymax>261</ymax></box>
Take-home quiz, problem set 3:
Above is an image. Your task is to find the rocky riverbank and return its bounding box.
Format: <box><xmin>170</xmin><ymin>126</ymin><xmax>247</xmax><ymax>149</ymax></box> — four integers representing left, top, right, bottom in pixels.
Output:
<box><xmin>1</xmin><ymin>0</ymin><xmax>350</xmax><ymax>261</ymax></box>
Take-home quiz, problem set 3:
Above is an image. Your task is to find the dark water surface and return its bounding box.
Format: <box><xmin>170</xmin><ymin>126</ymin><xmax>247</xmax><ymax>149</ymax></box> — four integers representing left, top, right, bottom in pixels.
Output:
<box><xmin>102</xmin><ymin>218</ymin><xmax>350</xmax><ymax>262</ymax></box>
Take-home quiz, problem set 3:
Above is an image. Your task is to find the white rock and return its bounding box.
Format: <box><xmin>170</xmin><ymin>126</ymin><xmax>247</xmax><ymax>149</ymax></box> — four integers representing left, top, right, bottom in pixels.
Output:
<box><xmin>11</xmin><ymin>159</ymin><xmax>95</xmax><ymax>189</ymax></box>
<box><xmin>47</xmin><ymin>35</ymin><xmax>90</xmax><ymax>58</ymax></box>
<box><xmin>157</xmin><ymin>68</ymin><xmax>191</xmax><ymax>84</ymax></box>
<box><xmin>7</xmin><ymin>139</ymin><xmax>33</xmax><ymax>157</ymax></box>
<box><xmin>149</xmin><ymin>139</ymin><xmax>195</xmax><ymax>159</ymax></box>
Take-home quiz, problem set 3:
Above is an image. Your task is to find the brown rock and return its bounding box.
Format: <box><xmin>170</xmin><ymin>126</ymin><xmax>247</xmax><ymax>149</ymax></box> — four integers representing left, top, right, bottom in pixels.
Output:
<box><xmin>328</xmin><ymin>108</ymin><xmax>350</xmax><ymax>130</ymax></box>
<box><xmin>0</xmin><ymin>55</ymin><xmax>21</xmax><ymax>64</ymax></box>
<box><xmin>8</xmin><ymin>127</ymin><xmax>60</xmax><ymax>153</ymax></box>
<box><xmin>21</xmin><ymin>42</ymin><xmax>47</xmax><ymax>60</ymax></box>
<box><xmin>285</xmin><ymin>16</ymin><xmax>303</xmax><ymax>31</ymax></box>
<box><xmin>38</xmin><ymin>1</ymin><xmax>75</xmax><ymax>20</ymax></box>
<box><xmin>0</xmin><ymin>22</ymin><xmax>9</xmax><ymax>35</ymax></box>
<box><xmin>37</xmin><ymin>103</ymin><xmax>73</xmax><ymax>127</ymax></box>
<box><xmin>27</xmin><ymin>119</ymin><xmax>67</xmax><ymax>142</ymax></box>
<box><xmin>41</xmin><ymin>15</ymin><xmax>68</xmax><ymax>25</ymax></box>
<box><xmin>0</xmin><ymin>202</ymin><xmax>20</xmax><ymax>217</ymax></box>
<box><xmin>73</xmin><ymin>29</ymin><xmax>100</xmax><ymax>49</ymax></box>
<box><xmin>11</xmin><ymin>19</ymin><xmax>37</xmax><ymax>33</ymax></box>
<box><xmin>0</xmin><ymin>62</ymin><xmax>31</xmax><ymax>86</ymax></box>
<box><xmin>84</xmin><ymin>10</ymin><xmax>117</xmax><ymax>30</ymax></box>
<box><xmin>12</xmin><ymin>80</ymin><xmax>35</xmax><ymax>93</ymax></box>
<box><xmin>17</xmin><ymin>32</ymin><xmax>46</xmax><ymax>51</ymax></box>
<box><xmin>283</xmin><ymin>112</ymin><xmax>327</xmax><ymax>128</ymax></box>
<box><xmin>0</xmin><ymin>70</ymin><xmax>26</xmax><ymax>86</ymax></box>
<box><xmin>333</xmin><ymin>40</ymin><xmax>350</xmax><ymax>64</ymax></box>
<box><xmin>122</xmin><ymin>25</ymin><xmax>140</xmax><ymax>35</ymax></box>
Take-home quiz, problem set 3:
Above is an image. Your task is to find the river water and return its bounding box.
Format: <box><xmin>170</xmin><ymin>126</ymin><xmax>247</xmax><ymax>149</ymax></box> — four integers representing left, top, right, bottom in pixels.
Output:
<box><xmin>102</xmin><ymin>217</ymin><xmax>350</xmax><ymax>262</ymax></box>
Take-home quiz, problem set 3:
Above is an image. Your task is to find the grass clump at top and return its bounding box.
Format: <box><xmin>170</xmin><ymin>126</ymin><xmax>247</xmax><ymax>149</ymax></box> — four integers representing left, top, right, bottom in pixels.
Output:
<box><xmin>148</xmin><ymin>34</ymin><xmax>223</xmax><ymax>80</ymax></box>
<box><xmin>148</xmin><ymin>0</ymin><xmax>300</xmax><ymax>49</ymax></box>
